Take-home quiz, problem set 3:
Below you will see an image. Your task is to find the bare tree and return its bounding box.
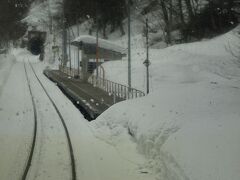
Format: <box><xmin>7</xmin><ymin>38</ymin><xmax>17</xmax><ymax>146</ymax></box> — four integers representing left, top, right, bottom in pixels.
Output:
<box><xmin>157</xmin><ymin>0</ymin><xmax>173</xmax><ymax>45</ymax></box>
<box><xmin>184</xmin><ymin>0</ymin><xmax>195</xmax><ymax>22</ymax></box>
<box><xmin>177</xmin><ymin>0</ymin><xmax>185</xmax><ymax>26</ymax></box>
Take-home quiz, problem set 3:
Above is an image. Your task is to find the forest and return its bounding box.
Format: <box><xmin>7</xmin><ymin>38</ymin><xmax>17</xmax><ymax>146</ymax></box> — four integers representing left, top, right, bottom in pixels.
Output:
<box><xmin>0</xmin><ymin>0</ymin><xmax>239</xmax><ymax>46</ymax></box>
<box><xmin>0</xmin><ymin>0</ymin><xmax>33</xmax><ymax>47</ymax></box>
<box><xmin>64</xmin><ymin>0</ymin><xmax>239</xmax><ymax>43</ymax></box>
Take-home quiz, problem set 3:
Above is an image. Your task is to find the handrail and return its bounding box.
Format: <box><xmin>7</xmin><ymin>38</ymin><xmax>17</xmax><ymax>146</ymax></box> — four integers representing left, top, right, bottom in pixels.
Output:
<box><xmin>88</xmin><ymin>74</ymin><xmax>145</xmax><ymax>100</ymax></box>
<box><xmin>59</xmin><ymin>65</ymin><xmax>145</xmax><ymax>100</ymax></box>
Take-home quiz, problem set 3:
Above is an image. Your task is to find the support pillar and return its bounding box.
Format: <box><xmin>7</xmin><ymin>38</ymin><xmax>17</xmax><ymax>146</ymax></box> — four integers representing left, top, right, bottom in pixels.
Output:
<box><xmin>81</xmin><ymin>50</ymin><xmax>89</xmax><ymax>82</ymax></box>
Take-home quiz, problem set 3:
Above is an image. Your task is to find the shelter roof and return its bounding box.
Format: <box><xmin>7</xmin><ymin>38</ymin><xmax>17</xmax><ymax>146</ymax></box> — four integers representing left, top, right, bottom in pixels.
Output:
<box><xmin>71</xmin><ymin>35</ymin><xmax>126</xmax><ymax>55</ymax></box>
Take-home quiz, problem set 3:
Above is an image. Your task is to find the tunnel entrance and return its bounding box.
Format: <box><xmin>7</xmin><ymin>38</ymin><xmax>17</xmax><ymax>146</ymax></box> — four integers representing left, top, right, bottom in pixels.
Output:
<box><xmin>27</xmin><ymin>31</ymin><xmax>46</xmax><ymax>61</ymax></box>
<box><xmin>29</xmin><ymin>37</ymin><xmax>43</xmax><ymax>55</ymax></box>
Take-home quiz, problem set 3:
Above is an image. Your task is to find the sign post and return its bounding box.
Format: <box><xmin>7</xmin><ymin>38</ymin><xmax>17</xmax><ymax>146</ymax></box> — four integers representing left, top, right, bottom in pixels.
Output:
<box><xmin>143</xmin><ymin>18</ymin><xmax>151</xmax><ymax>94</ymax></box>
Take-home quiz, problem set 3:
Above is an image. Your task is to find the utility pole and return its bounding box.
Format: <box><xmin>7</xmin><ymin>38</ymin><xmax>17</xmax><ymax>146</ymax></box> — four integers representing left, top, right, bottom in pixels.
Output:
<box><xmin>127</xmin><ymin>0</ymin><xmax>131</xmax><ymax>89</ymax></box>
<box><xmin>53</xmin><ymin>28</ymin><xmax>56</xmax><ymax>62</ymax></box>
<box><xmin>68</xmin><ymin>28</ymin><xmax>72</xmax><ymax>72</ymax></box>
<box><xmin>47</xmin><ymin>0</ymin><xmax>53</xmax><ymax>34</ymax></box>
<box><xmin>143</xmin><ymin>18</ymin><xmax>150</xmax><ymax>94</ymax></box>
<box><xmin>76</xmin><ymin>15</ymin><xmax>80</xmax><ymax>78</ymax></box>
<box><xmin>96</xmin><ymin>2</ymin><xmax>99</xmax><ymax>79</ymax></box>
<box><xmin>96</xmin><ymin>22</ymin><xmax>99</xmax><ymax>79</ymax></box>
<box><xmin>77</xmin><ymin>46</ymin><xmax>80</xmax><ymax>77</ymax></box>
<box><xmin>77</xmin><ymin>14</ymin><xmax>80</xmax><ymax>37</ymax></box>
<box><xmin>62</xmin><ymin>0</ymin><xmax>67</xmax><ymax>67</ymax></box>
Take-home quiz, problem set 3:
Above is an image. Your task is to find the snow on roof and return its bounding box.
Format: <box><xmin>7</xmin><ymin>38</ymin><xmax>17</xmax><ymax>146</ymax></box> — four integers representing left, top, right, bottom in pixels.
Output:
<box><xmin>72</xmin><ymin>35</ymin><xmax>126</xmax><ymax>54</ymax></box>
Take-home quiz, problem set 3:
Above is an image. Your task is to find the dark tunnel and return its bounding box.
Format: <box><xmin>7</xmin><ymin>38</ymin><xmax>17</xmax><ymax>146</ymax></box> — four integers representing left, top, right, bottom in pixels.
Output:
<box><xmin>28</xmin><ymin>37</ymin><xmax>44</xmax><ymax>55</ymax></box>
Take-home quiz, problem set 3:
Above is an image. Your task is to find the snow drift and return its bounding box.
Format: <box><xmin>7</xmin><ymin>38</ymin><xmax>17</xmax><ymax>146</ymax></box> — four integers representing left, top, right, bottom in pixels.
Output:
<box><xmin>0</xmin><ymin>54</ymin><xmax>16</xmax><ymax>97</ymax></box>
<box><xmin>91</xmin><ymin>26</ymin><xmax>240</xmax><ymax>180</ymax></box>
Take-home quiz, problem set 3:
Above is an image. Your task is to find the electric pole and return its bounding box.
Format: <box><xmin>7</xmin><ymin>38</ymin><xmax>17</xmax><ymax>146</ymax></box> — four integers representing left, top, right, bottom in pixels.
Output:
<box><xmin>68</xmin><ymin>28</ymin><xmax>72</xmax><ymax>72</ymax></box>
<box><xmin>77</xmin><ymin>16</ymin><xmax>80</xmax><ymax>78</ymax></box>
<box><xmin>62</xmin><ymin>0</ymin><xmax>67</xmax><ymax>67</ymax></box>
<box><xmin>53</xmin><ymin>28</ymin><xmax>56</xmax><ymax>63</ymax></box>
<box><xmin>47</xmin><ymin>0</ymin><xmax>53</xmax><ymax>34</ymax></box>
<box><xmin>143</xmin><ymin>18</ymin><xmax>150</xmax><ymax>94</ymax></box>
<box><xmin>96</xmin><ymin>2</ymin><xmax>99</xmax><ymax>79</ymax></box>
<box><xmin>127</xmin><ymin>0</ymin><xmax>131</xmax><ymax>89</ymax></box>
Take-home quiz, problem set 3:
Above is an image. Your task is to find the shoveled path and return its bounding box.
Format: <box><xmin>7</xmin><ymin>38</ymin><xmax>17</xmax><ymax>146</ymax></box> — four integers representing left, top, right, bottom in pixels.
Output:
<box><xmin>44</xmin><ymin>69</ymin><xmax>123</xmax><ymax>120</ymax></box>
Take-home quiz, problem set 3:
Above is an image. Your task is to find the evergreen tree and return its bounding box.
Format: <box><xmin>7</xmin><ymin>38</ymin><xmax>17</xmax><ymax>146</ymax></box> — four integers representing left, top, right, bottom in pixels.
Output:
<box><xmin>64</xmin><ymin>0</ymin><xmax>126</xmax><ymax>37</ymax></box>
<box><xmin>0</xmin><ymin>0</ymin><xmax>30</xmax><ymax>45</ymax></box>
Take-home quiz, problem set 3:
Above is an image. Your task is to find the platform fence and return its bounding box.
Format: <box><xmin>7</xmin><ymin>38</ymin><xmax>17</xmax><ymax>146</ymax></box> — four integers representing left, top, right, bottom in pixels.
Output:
<box><xmin>59</xmin><ymin>65</ymin><xmax>145</xmax><ymax>100</ymax></box>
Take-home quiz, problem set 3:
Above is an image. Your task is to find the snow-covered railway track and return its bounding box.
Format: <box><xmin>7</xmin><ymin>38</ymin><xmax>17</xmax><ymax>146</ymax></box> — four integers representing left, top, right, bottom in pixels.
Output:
<box><xmin>22</xmin><ymin>62</ymin><xmax>76</xmax><ymax>180</ymax></box>
<box><xmin>22</xmin><ymin>63</ymin><xmax>38</xmax><ymax>180</ymax></box>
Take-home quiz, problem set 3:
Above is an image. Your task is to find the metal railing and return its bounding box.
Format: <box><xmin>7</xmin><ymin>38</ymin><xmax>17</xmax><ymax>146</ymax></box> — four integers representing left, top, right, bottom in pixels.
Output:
<box><xmin>59</xmin><ymin>65</ymin><xmax>145</xmax><ymax>100</ymax></box>
<box><xmin>88</xmin><ymin>74</ymin><xmax>145</xmax><ymax>100</ymax></box>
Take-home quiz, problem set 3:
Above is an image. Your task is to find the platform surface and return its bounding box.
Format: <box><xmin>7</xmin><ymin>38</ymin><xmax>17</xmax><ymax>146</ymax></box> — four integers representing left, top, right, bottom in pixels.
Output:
<box><xmin>44</xmin><ymin>69</ymin><xmax>123</xmax><ymax>119</ymax></box>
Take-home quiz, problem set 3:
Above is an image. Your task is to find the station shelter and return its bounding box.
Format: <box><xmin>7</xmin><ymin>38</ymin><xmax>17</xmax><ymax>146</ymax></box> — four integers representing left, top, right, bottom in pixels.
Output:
<box><xmin>70</xmin><ymin>35</ymin><xmax>126</xmax><ymax>81</ymax></box>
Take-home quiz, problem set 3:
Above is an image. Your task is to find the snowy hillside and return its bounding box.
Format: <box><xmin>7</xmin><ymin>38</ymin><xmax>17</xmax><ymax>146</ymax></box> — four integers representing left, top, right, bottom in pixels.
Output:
<box><xmin>90</xmin><ymin>26</ymin><xmax>240</xmax><ymax>180</ymax></box>
<box><xmin>100</xmin><ymin>26</ymin><xmax>240</xmax><ymax>92</ymax></box>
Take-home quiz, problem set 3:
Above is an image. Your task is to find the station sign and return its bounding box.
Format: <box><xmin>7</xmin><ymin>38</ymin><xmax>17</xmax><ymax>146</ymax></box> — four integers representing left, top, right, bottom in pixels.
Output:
<box><xmin>52</xmin><ymin>46</ymin><xmax>59</xmax><ymax>52</ymax></box>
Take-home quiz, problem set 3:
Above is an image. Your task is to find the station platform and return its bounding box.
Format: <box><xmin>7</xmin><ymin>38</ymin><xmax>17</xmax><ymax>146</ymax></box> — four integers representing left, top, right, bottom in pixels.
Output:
<box><xmin>43</xmin><ymin>69</ymin><xmax>123</xmax><ymax>120</ymax></box>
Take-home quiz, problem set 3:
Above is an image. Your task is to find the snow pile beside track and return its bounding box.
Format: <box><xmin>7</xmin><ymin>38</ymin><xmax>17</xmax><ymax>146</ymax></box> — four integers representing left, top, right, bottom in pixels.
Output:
<box><xmin>10</xmin><ymin>48</ymin><xmax>39</xmax><ymax>63</ymax></box>
<box><xmin>92</xmin><ymin>27</ymin><xmax>240</xmax><ymax>180</ymax></box>
<box><xmin>0</xmin><ymin>54</ymin><xmax>16</xmax><ymax>96</ymax></box>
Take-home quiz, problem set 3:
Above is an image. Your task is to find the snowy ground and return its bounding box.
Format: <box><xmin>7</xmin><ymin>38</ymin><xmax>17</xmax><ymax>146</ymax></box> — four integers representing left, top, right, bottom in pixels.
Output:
<box><xmin>0</xmin><ymin>55</ymin><xmax>33</xmax><ymax>179</ymax></box>
<box><xmin>7</xmin><ymin>0</ymin><xmax>240</xmax><ymax>179</ymax></box>
<box><xmin>2</xmin><ymin>29</ymin><xmax>239</xmax><ymax>180</ymax></box>
<box><xmin>90</xmin><ymin>27</ymin><xmax>240</xmax><ymax>180</ymax></box>
<box><xmin>0</xmin><ymin>50</ymin><xmax>155</xmax><ymax>180</ymax></box>
<box><xmin>1</xmin><ymin>29</ymin><xmax>240</xmax><ymax>180</ymax></box>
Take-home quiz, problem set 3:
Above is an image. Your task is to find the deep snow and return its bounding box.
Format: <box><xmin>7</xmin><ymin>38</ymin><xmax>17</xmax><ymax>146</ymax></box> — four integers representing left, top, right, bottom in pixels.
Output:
<box><xmin>0</xmin><ymin>50</ymin><xmax>155</xmax><ymax>180</ymax></box>
<box><xmin>90</xmin><ymin>26</ymin><xmax>240</xmax><ymax>180</ymax></box>
<box><xmin>5</xmin><ymin>0</ymin><xmax>240</xmax><ymax>179</ymax></box>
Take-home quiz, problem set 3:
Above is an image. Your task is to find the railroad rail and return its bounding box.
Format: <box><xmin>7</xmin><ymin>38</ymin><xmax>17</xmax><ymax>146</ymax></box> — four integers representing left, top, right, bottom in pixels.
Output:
<box><xmin>22</xmin><ymin>63</ymin><xmax>38</xmax><ymax>180</ymax></box>
<box><xmin>22</xmin><ymin>62</ymin><xmax>76</xmax><ymax>180</ymax></box>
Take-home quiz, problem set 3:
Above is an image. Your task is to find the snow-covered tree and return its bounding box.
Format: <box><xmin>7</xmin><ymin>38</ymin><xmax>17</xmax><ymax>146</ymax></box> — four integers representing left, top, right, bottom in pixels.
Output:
<box><xmin>0</xmin><ymin>0</ymin><xmax>30</xmax><ymax>45</ymax></box>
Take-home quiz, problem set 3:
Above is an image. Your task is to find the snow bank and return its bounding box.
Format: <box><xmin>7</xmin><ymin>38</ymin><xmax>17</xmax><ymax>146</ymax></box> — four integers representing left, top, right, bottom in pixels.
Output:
<box><xmin>91</xmin><ymin>27</ymin><xmax>240</xmax><ymax>180</ymax></box>
<box><xmin>0</xmin><ymin>54</ymin><xmax>16</xmax><ymax>96</ymax></box>
<box><xmin>10</xmin><ymin>48</ymin><xmax>39</xmax><ymax>63</ymax></box>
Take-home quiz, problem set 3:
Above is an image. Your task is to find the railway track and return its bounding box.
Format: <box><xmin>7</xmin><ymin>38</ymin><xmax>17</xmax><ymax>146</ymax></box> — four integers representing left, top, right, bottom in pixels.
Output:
<box><xmin>22</xmin><ymin>62</ymin><xmax>76</xmax><ymax>180</ymax></box>
<box><xmin>22</xmin><ymin>63</ymin><xmax>38</xmax><ymax>180</ymax></box>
